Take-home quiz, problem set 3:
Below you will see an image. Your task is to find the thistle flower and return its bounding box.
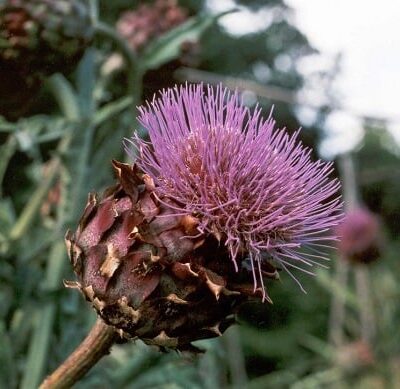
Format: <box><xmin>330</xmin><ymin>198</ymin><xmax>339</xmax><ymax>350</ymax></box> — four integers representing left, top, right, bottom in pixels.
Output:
<box><xmin>128</xmin><ymin>84</ymin><xmax>343</xmax><ymax>294</ymax></box>
<box><xmin>116</xmin><ymin>0</ymin><xmax>187</xmax><ymax>53</ymax></box>
<box><xmin>66</xmin><ymin>85</ymin><xmax>341</xmax><ymax>352</ymax></box>
<box><xmin>336</xmin><ymin>207</ymin><xmax>381</xmax><ymax>264</ymax></box>
<box><xmin>67</xmin><ymin>161</ymin><xmax>270</xmax><ymax>351</ymax></box>
<box><xmin>114</xmin><ymin>0</ymin><xmax>199</xmax><ymax>99</ymax></box>
<box><xmin>0</xmin><ymin>0</ymin><xmax>93</xmax><ymax>77</ymax></box>
<box><xmin>0</xmin><ymin>0</ymin><xmax>93</xmax><ymax>118</ymax></box>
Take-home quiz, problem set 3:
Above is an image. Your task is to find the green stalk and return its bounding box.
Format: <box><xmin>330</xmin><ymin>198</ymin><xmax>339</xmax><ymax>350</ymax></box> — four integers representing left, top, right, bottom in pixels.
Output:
<box><xmin>19</xmin><ymin>76</ymin><xmax>80</xmax><ymax>389</ymax></box>
<box><xmin>0</xmin><ymin>135</ymin><xmax>17</xmax><ymax>197</ymax></box>
<box><xmin>0</xmin><ymin>121</ymin><xmax>16</xmax><ymax>132</ymax></box>
<box><xmin>291</xmin><ymin>368</ymin><xmax>342</xmax><ymax>389</ymax></box>
<box><xmin>355</xmin><ymin>264</ymin><xmax>375</xmax><ymax>343</ymax></box>
<box><xmin>22</xmin><ymin>14</ymin><xmax>142</xmax><ymax>389</ymax></box>
<box><xmin>8</xmin><ymin>75</ymin><xmax>78</xmax><ymax>242</ymax></box>
<box><xmin>9</xmin><ymin>149</ymin><xmax>63</xmax><ymax>242</ymax></box>
<box><xmin>23</xmin><ymin>47</ymin><xmax>103</xmax><ymax>388</ymax></box>
<box><xmin>94</xmin><ymin>22</ymin><xmax>143</xmax><ymax>167</ymax></box>
<box><xmin>328</xmin><ymin>154</ymin><xmax>357</xmax><ymax>346</ymax></box>
<box><xmin>20</xmin><ymin>241</ymin><xmax>66</xmax><ymax>389</ymax></box>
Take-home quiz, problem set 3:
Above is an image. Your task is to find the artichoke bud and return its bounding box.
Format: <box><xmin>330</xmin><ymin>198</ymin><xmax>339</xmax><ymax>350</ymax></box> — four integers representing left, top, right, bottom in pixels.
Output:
<box><xmin>66</xmin><ymin>161</ymin><xmax>271</xmax><ymax>351</ymax></box>
<box><xmin>0</xmin><ymin>0</ymin><xmax>94</xmax><ymax>77</ymax></box>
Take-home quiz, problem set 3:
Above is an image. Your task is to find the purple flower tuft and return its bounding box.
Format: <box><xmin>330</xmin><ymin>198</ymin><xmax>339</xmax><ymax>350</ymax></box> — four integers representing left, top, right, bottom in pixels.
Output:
<box><xmin>127</xmin><ymin>84</ymin><xmax>343</xmax><ymax>295</ymax></box>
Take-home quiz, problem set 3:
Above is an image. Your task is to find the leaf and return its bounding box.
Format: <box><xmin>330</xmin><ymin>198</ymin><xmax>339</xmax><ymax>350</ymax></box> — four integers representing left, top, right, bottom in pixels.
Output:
<box><xmin>0</xmin><ymin>197</ymin><xmax>15</xmax><ymax>229</ymax></box>
<box><xmin>92</xmin><ymin>96</ymin><xmax>134</xmax><ymax>127</ymax></box>
<box><xmin>0</xmin><ymin>118</ymin><xmax>16</xmax><ymax>133</ymax></box>
<box><xmin>0</xmin><ymin>323</ymin><xmax>17</xmax><ymax>389</ymax></box>
<box><xmin>15</xmin><ymin>116</ymin><xmax>69</xmax><ymax>150</ymax></box>
<box><xmin>77</xmin><ymin>48</ymin><xmax>97</xmax><ymax>118</ymax></box>
<box><xmin>0</xmin><ymin>198</ymin><xmax>16</xmax><ymax>253</ymax></box>
<box><xmin>0</xmin><ymin>136</ymin><xmax>17</xmax><ymax>193</ymax></box>
<box><xmin>140</xmin><ymin>11</ymin><xmax>234</xmax><ymax>71</ymax></box>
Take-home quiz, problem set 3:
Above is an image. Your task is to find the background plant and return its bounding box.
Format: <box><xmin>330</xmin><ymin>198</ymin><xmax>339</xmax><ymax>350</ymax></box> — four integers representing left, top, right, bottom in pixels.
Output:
<box><xmin>0</xmin><ymin>0</ymin><xmax>399</xmax><ymax>388</ymax></box>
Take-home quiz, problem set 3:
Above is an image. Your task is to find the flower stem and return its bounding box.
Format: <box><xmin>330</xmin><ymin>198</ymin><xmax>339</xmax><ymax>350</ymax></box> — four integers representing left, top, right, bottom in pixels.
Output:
<box><xmin>328</xmin><ymin>153</ymin><xmax>357</xmax><ymax>346</ymax></box>
<box><xmin>355</xmin><ymin>265</ymin><xmax>375</xmax><ymax>343</ymax></box>
<box><xmin>39</xmin><ymin>318</ymin><xmax>118</xmax><ymax>389</ymax></box>
<box><xmin>328</xmin><ymin>256</ymin><xmax>349</xmax><ymax>346</ymax></box>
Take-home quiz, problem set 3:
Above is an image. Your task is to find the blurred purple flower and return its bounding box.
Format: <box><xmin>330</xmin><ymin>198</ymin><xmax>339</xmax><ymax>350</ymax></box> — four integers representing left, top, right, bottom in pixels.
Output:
<box><xmin>336</xmin><ymin>207</ymin><xmax>381</xmax><ymax>264</ymax></box>
<box><xmin>127</xmin><ymin>84</ymin><xmax>343</xmax><ymax>294</ymax></box>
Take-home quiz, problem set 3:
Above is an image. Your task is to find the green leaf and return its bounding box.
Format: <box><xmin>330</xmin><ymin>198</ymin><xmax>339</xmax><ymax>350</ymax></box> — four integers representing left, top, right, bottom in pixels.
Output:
<box><xmin>0</xmin><ymin>197</ymin><xmax>16</xmax><ymax>253</ymax></box>
<box><xmin>0</xmin><ymin>198</ymin><xmax>15</xmax><ymax>236</ymax></box>
<box><xmin>0</xmin><ymin>118</ymin><xmax>16</xmax><ymax>133</ymax></box>
<box><xmin>92</xmin><ymin>96</ymin><xmax>134</xmax><ymax>127</ymax></box>
<box><xmin>77</xmin><ymin>48</ymin><xmax>97</xmax><ymax>118</ymax></box>
<box><xmin>0</xmin><ymin>323</ymin><xmax>17</xmax><ymax>389</ymax></box>
<box><xmin>140</xmin><ymin>11</ymin><xmax>233</xmax><ymax>71</ymax></box>
<box><xmin>46</xmin><ymin>75</ymin><xmax>81</xmax><ymax>121</ymax></box>
<box><xmin>0</xmin><ymin>136</ymin><xmax>17</xmax><ymax>193</ymax></box>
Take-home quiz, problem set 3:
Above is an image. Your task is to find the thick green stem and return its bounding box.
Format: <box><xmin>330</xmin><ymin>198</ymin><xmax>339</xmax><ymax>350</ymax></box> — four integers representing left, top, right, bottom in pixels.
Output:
<box><xmin>39</xmin><ymin>318</ymin><xmax>118</xmax><ymax>389</ymax></box>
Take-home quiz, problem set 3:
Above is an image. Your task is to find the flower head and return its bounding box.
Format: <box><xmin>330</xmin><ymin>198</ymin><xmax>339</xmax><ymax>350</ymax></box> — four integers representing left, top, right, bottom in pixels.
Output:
<box><xmin>117</xmin><ymin>0</ymin><xmax>187</xmax><ymax>52</ymax></box>
<box><xmin>67</xmin><ymin>161</ymin><xmax>269</xmax><ymax>350</ymax></box>
<box><xmin>128</xmin><ymin>84</ymin><xmax>343</xmax><ymax>294</ymax></box>
<box><xmin>336</xmin><ymin>207</ymin><xmax>381</xmax><ymax>264</ymax></box>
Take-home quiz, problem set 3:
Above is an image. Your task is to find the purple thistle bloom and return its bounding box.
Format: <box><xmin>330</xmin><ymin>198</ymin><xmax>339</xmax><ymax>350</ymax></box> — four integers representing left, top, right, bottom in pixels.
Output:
<box><xmin>127</xmin><ymin>84</ymin><xmax>343</xmax><ymax>296</ymax></box>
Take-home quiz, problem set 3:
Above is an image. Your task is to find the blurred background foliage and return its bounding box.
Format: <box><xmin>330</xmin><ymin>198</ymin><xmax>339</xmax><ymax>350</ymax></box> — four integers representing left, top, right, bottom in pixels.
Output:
<box><xmin>0</xmin><ymin>0</ymin><xmax>399</xmax><ymax>388</ymax></box>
